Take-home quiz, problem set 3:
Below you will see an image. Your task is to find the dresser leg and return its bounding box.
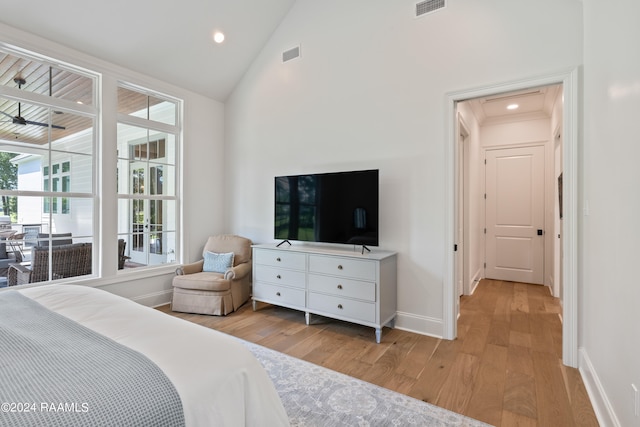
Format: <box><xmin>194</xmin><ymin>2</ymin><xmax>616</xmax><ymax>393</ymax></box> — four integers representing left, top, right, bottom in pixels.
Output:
<box><xmin>305</xmin><ymin>312</ymin><xmax>310</xmax><ymax>325</ymax></box>
<box><xmin>375</xmin><ymin>328</ymin><xmax>382</xmax><ymax>344</ymax></box>
<box><xmin>252</xmin><ymin>300</ymin><xmax>257</xmax><ymax>311</ymax></box>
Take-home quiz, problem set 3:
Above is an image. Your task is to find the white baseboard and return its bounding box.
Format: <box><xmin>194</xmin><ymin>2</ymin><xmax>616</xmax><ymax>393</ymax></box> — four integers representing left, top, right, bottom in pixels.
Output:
<box><xmin>393</xmin><ymin>311</ymin><xmax>443</xmax><ymax>338</ymax></box>
<box><xmin>579</xmin><ymin>347</ymin><xmax>620</xmax><ymax>427</ymax></box>
<box><xmin>131</xmin><ymin>289</ymin><xmax>173</xmax><ymax>308</ymax></box>
<box><xmin>469</xmin><ymin>268</ymin><xmax>483</xmax><ymax>295</ymax></box>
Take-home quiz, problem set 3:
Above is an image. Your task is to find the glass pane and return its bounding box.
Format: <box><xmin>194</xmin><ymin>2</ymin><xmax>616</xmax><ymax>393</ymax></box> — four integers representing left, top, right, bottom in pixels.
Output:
<box><xmin>117</xmin><ymin>199</ymin><xmax>129</xmax><ymax>235</ymax></box>
<box><xmin>0</xmin><ymin>195</ymin><xmax>17</xmax><ymax>222</ymax></box>
<box><xmin>133</xmin><ymin>168</ymin><xmax>145</xmax><ymax>195</ymax></box>
<box><xmin>149</xmin><ymin>163</ymin><xmax>174</xmax><ymax>196</ymax></box>
<box><xmin>159</xmin><ymin>134</ymin><xmax>176</xmax><ymax>166</ymax></box>
<box><xmin>0</xmin><ymin>151</ymin><xmax>19</xmax><ymax>192</ymax></box>
<box><xmin>117</xmin><ymin>124</ymin><xmax>175</xmax><ymax>164</ymax></box>
<box><xmin>9</xmin><ymin>195</ymin><xmax>92</xmax><ymax>238</ymax></box>
<box><xmin>0</xmin><ymin>49</ymin><xmax>95</xmax><ymax>106</ymax></box>
<box><xmin>116</xmin><ymin>199</ymin><xmax>176</xmax><ymax>267</ymax></box>
<box><xmin>46</xmin><ymin>112</ymin><xmax>94</xmax><ymax>155</ymax></box>
<box><xmin>0</xmin><ymin>148</ymin><xmax>91</xmax><ymax>195</ymax></box>
<box><xmin>150</xmin><ymin>166</ymin><xmax>163</xmax><ymax>195</ymax></box>
<box><xmin>0</xmin><ymin>98</ymin><xmax>68</xmax><ymax>145</ymax></box>
<box><xmin>149</xmin><ymin>98</ymin><xmax>177</xmax><ymax>126</ymax></box>
<box><xmin>118</xmin><ymin>86</ymin><xmax>176</xmax><ymax>126</ymax></box>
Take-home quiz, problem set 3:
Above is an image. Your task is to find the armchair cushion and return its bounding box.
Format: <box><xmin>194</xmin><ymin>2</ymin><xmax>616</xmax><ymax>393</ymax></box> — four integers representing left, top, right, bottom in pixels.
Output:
<box><xmin>173</xmin><ymin>272</ymin><xmax>231</xmax><ymax>292</ymax></box>
<box><xmin>203</xmin><ymin>251</ymin><xmax>234</xmax><ymax>273</ymax></box>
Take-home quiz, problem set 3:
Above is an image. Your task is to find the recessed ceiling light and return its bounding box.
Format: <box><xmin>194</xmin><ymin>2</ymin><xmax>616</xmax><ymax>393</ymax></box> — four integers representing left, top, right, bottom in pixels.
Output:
<box><xmin>213</xmin><ymin>32</ymin><xmax>225</xmax><ymax>44</ymax></box>
<box><xmin>507</xmin><ymin>103</ymin><xmax>519</xmax><ymax>110</ymax></box>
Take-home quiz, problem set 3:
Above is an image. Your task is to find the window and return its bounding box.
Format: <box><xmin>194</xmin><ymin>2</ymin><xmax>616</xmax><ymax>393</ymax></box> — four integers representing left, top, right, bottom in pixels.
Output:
<box><xmin>117</xmin><ymin>85</ymin><xmax>179</xmax><ymax>268</ymax></box>
<box><xmin>43</xmin><ymin>161</ymin><xmax>71</xmax><ymax>214</ymax></box>
<box><xmin>0</xmin><ymin>46</ymin><xmax>97</xmax><ymax>283</ymax></box>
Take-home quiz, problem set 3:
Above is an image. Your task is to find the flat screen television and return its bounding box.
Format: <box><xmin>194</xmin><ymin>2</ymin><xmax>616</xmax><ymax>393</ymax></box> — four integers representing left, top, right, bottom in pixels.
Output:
<box><xmin>275</xmin><ymin>169</ymin><xmax>379</xmax><ymax>247</ymax></box>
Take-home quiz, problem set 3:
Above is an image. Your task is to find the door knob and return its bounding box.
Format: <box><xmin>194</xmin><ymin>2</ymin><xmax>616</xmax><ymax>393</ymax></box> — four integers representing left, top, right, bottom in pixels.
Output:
<box><xmin>537</xmin><ymin>229</ymin><xmax>543</xmax><ymax>236</ymax></box>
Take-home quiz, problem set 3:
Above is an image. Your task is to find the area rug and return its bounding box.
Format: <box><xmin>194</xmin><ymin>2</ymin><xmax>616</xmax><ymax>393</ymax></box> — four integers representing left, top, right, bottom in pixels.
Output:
<box><xmin>241</xmin><ymin>340</ymin><xmax>491</xmax><ymax>427</ymax></box>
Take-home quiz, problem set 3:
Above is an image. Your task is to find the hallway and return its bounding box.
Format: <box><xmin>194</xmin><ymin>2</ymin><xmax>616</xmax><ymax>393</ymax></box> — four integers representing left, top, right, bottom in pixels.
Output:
<box><xmin>452</xmin><ymin>279</ymin><xmax>596</xmax><ymax>425</ymax></box>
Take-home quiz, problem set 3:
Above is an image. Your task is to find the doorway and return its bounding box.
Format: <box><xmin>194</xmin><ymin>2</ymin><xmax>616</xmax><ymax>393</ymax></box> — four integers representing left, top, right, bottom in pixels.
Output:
<box><xmin>445</xmin><ymin>69</ymin><xmax>579</xmax><ymax>367</ymax></box>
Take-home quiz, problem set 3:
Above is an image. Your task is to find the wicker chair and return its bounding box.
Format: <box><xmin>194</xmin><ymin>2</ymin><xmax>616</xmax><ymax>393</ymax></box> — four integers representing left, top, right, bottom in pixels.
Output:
<box><xmin>7</xmin><ymin>243</ymin><xmax>92</xmax><ymax>287</ymax></box>
<box><xmin>118</xmin><ymin>239</ymin><xmax>130</xmax><ymax>270</ymax></box>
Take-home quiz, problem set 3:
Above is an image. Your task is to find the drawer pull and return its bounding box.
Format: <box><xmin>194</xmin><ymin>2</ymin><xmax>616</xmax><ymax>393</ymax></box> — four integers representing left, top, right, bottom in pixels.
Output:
<box><xmin>276</xmin><ymin>275</ymin><xmax>281</xmax><ymax>279</ymax></box>
<box><xmin>276</xmin><ymin>257</ymin><xmax>281</xmax><ymax>262</ymax></box>
<box><xmin>337</xmin><ymin>265</ymin><xmax>343</xmax><ymax>270</ymax></box>
<box><xmin>337</xmin><ymin>304</ymin><xmax>343</xmax><ymax>309</ymax></box>
<box><xmin>337</xmin><ymin>284</ymin><xmax>343</xmax><ymax>290</ymax></box>
<box><xmin>276</xmin><ymin>292</ymin><xmax>281</xmax><ymax>296</ymax></box>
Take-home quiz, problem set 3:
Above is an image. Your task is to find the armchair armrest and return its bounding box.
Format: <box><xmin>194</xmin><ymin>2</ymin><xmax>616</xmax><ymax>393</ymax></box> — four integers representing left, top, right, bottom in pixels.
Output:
<box><xmin>175</xmin><ymin>259</ymin><xmax>204</xmax><ymax>276</ymax></box>
<box><xmin>7</xmin><ymin>263</ymin><xmax>32</xmax><ymax>287</ymax></box>
<box><xmin>224</xmin><ymin>262</ymin><xmax>251</xmax><ymax>281</ymax></box>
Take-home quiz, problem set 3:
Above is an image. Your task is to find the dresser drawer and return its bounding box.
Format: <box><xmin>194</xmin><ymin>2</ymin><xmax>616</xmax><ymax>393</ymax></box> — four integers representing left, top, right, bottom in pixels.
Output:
<box><xmin>254</xmin><ymin>265</ymin><xmax>306</xmax><ymax>289</ymax></box>
<box><xmin>254</xmin><ymin>249</ymin><xmax>306</xmax><ymax>270</ymax></box>
<box><xmin>308</xmin><ymin>292</ymin><xmax>375</xmax><ymax>323</ymax></box>
<box><xmin>253</xmin><ymin>282</ymin><xmax>306</xmax><ymax>307</ymax></box>
<box><xmin>308</xmin><ymin>274</ymin><xmax>376</xmax><ymax>302</ymax></box>
<box><xmin>308</xmin><ymin>255</ymin><xmax>376</xmax><ymax>281</ymax></box>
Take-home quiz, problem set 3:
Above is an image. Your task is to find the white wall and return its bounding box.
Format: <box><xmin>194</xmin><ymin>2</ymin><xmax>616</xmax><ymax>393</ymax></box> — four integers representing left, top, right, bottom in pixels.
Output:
<box><xmin>225</xmin><ymin>0</ymin><xmax>583</xmax><ymax>336</ymax></box>
<box><xmin>580</xmin><ymin>1</ymin><xmax>640</xmax><ymax>425</ymax></box>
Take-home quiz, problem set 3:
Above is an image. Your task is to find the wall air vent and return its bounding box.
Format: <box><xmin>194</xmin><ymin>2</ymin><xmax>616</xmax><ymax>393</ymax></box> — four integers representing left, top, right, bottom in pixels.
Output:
<box><xmin>282</xmin><ymin>46</ymin><xmax>301</xmax><ymax>63</ymax></box>
<box><xmin>415</xmin><ymin>0</ymin><xmax>446</xmax><ymax>18</ymax></box>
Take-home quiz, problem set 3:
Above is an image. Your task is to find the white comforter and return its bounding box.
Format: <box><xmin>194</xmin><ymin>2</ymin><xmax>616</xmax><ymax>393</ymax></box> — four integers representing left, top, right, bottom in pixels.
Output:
<box><xmin>18</xmin><ymin>284</ymin><xmax>289</xmax><ymax>427</ymax></box>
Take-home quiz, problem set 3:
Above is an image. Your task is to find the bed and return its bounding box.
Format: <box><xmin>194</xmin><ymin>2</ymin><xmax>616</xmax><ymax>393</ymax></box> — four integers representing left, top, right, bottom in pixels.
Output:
<box><xmin>0</xmin><ymin>284</ymin><xmax>289</xmax><ymax>426</ymax></box>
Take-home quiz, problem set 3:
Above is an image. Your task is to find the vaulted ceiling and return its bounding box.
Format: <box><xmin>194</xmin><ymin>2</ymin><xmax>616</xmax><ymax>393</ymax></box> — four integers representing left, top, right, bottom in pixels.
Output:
<box><xmin>0</xmin><ymin>0</ymin><xmax>296</xmax><ymax>102</ymax></box>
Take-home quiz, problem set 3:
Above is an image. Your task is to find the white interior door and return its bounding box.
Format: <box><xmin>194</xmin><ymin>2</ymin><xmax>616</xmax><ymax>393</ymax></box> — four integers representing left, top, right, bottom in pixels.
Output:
<box><xmin>485</xmin><ymin>145</ymin><xmax>545</xmax><ymax>284</ymax></box>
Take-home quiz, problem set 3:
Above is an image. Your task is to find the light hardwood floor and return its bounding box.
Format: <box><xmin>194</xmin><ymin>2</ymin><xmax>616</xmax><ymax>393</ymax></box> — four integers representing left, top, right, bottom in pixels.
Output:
<box><xmin>157</xmin><ymin>279</ymin><xmax>598</xmax><ymax>426</ymax></box>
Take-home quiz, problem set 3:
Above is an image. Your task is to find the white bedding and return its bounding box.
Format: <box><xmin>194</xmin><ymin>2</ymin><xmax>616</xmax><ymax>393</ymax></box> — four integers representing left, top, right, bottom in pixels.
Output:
<box><xmin>18</xmin><ymin>284</ymin><xmax>289</xmax><ymax>427</ymax></box>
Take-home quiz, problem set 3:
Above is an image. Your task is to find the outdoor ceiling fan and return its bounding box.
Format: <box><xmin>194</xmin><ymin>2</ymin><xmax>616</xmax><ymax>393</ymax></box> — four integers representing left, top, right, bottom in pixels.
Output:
<box><xmin>0</xmin><ymin>76</ymin><xmax>66</xmax><ymax>130</ymax></box>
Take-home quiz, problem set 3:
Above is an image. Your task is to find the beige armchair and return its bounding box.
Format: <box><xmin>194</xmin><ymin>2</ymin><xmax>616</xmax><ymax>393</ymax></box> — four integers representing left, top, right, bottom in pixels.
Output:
<box><xmin>171</xmin><ymin>235</ymin><xmax>252</xmax><ymax>315</ymax></box>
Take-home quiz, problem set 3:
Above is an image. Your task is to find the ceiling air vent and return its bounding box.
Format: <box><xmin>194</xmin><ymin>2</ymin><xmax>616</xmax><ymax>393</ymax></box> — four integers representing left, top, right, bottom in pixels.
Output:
<box><xmin>282</xmin><ymin>46</ymin><xmax>301</xmax><ymax>63</ymax></box>
<box><xmin>415</xmin><ymin>0</ymin><xmax>446</xmax><ymax>18</ymax></box>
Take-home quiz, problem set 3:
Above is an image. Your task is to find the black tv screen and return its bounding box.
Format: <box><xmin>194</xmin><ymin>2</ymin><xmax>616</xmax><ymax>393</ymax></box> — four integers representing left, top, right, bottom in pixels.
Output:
<box><xmin>275</xmin><ymin>169</ymin><xmax>379</xmax><ymax>246</ymax></box>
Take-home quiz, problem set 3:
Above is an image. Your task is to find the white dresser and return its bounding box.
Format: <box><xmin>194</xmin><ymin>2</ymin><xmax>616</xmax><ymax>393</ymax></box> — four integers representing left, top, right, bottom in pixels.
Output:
<box><xmin>252</xmin><ymin>244</ymin><xmax>397</xmax><ymax>343</ymax></box>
